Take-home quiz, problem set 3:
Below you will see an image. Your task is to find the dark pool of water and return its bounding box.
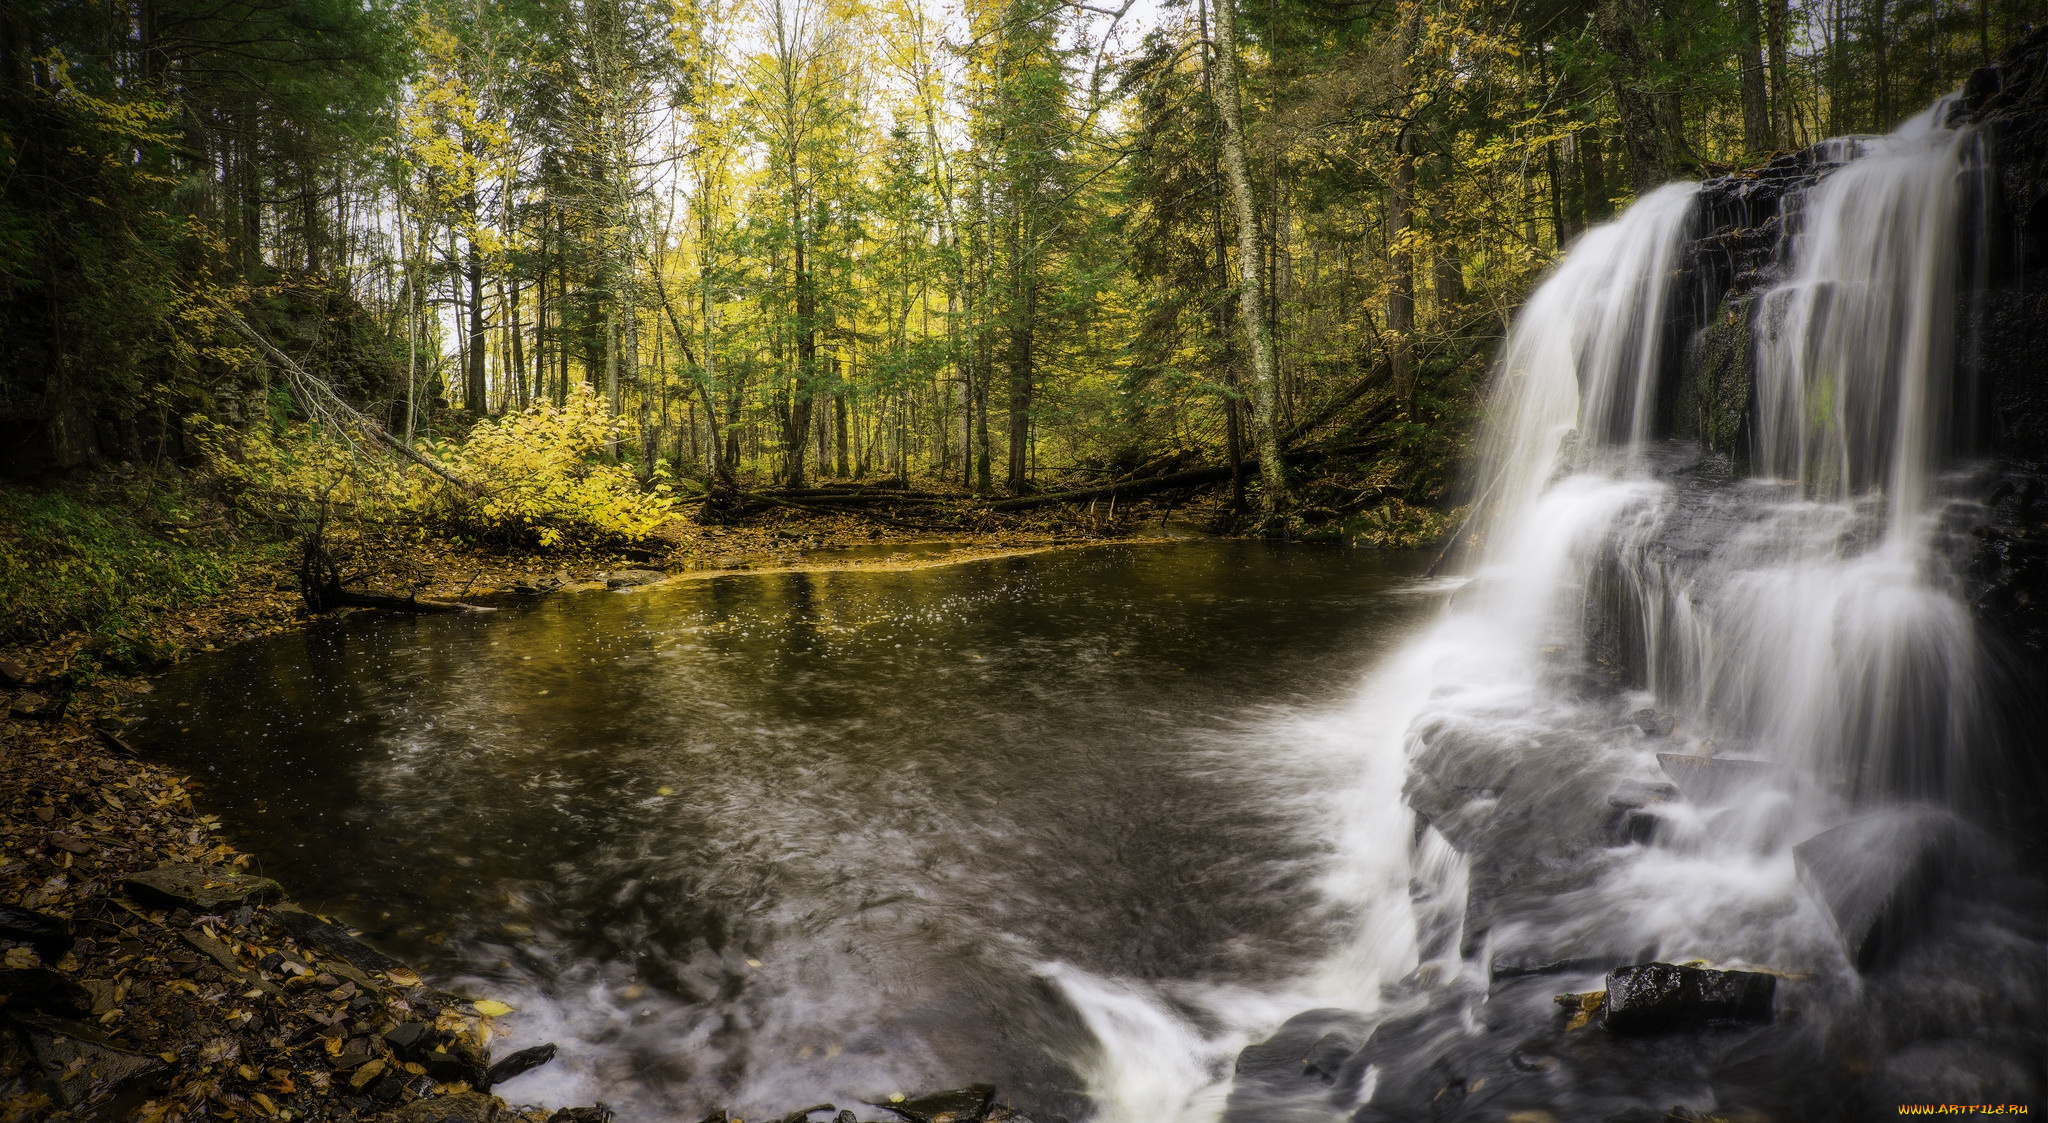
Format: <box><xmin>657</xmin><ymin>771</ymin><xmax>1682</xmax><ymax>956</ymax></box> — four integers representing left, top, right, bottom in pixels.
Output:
<box><xmin>140</xmin><ymin>542</ymin><xmax>1443</xmax><ymax>1119</ymax></box>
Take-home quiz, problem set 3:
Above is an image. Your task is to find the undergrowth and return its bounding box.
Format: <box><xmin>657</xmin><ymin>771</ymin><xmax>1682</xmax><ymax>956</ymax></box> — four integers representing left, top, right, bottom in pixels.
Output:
<box><xmin>0</xmin><ymin>479</ymin><xmax>284</xmax><ymax>660</ymax></box>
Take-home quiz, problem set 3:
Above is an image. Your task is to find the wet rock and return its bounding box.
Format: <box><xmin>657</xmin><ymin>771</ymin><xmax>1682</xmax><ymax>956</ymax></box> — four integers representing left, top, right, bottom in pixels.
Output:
<box><xmin>775</xmin><ymin>1105</ymin><xmax>836</xmax><ymax>1123</ymax></box>
<box><xmin>0</xmin><ymin>658</ymin><xmax>28</xmax><ymax>687</ymax></box>
<box><xmin>384</xmin><ymin>1020</ymin><xmax>434</xmax><ymax>1058</ymax></box>
<box><xmin>1793</xmin><ymin>808</ymin><xmax>1960</xmax><ymax>971</ymax></box>
<box><xmin>1655</xmin><ymin>753</ymin><xmax>1786</xmax><ymax>805</ymax></box>
<box><xmin>11</xmin><ymin>1012</ymin><xmax>168</xmax><ymax>1108</ymax></box>
<box><xmin>270</xmin><ymin>903</ymin><xmax>406</xmax><ymax>973</ymax></box>
<box><xmin>420</xmin><ymin>1045</ymin><xmax>488</xmax><ymax>1087</ymax></box>
<box><xmin>483</xmin><ymin>1041</ymin><xmax>557</xmax><ymax>1089</ymax></box>
<box><xmin>397</xmin><ymin>1092</ymin><xmax>502</xmax><ymax>1123</ymax></box>
<box><xmin>0</xmin><ymin>968</ymin><xmax>94</xmax><ymax>1016</ymax></box>
<box><xmin>605</xmin><ymin>569</ymin><xmax>666</xmax><ymax>588</ymax></box>
<box><xmin>1630</xmin><ymin>709</ymin><xmax>1676</xmax><ymax>738</ymax></box>
<box><xmin>123</xmin><ymin>863</ymin><xmax>282</xmax><ymax>911</ymax></box>
<box><xmin>883</xmin><ymin>1085</ymin><xmax>995</xmax><ymax>1123</ymax></box>
<box><xmin>548</xmin><ymin>1108</ymin><xmax>616</xmax><ymax>1123</ymax></box>
<box><xmin>8</xmin><ymin>692</ymin><xmax>68</xmax><ymax>722</ymax></box>
<box><xmin>1601</xmin><ymin>963</ymin><xmax>1775</xmax><ymax>1033</ymax></box>
<box><xmin>1224</xmin><ymin>1008</ymin><xmax>1372</xmax><ymax>1118</ymax></box>
<box><xmin>333</xmin><ymin>1036</ymin><xmax>375</xmax><ymax>1070</ymax></box>
<box><xmin>0</xmin><ymin>904</ymin><xmax>73</xmax><ymax>962</ymax></box>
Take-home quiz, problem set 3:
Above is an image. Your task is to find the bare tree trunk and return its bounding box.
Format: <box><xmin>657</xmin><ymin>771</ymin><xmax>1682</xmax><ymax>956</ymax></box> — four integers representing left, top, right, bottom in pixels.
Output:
<box><xmin>1207</xmin><ymin>0</ymin><xmax>1291</xmax><ymax>520</ymax></box>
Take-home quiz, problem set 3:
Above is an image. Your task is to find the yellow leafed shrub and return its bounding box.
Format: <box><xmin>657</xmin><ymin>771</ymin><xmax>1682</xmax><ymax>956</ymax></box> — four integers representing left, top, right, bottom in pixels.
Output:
<box><xmin>194</xmin><ymin>386</ymin><xmax>671</xmax><ymax>548</ymax></box>
<box><xmin>407</xmin><ymin>388</ymin><xmax>671</xmax><ymax>546</ymax></box>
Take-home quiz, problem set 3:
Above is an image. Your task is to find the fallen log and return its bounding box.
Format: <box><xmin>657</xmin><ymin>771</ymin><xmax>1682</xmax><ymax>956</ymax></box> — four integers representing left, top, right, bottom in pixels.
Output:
<box><xmin>988</xmin><ymin>457</ymin><xmax>1295</xmax><ymax>512</ymax></box>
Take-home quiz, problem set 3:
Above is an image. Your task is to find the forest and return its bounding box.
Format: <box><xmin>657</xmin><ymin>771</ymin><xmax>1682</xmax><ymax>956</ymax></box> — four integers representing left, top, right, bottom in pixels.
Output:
<box><xmin>6</xmin><ymin>0</ymin><xmax>2039</xmax><ymax>543</ymax></box>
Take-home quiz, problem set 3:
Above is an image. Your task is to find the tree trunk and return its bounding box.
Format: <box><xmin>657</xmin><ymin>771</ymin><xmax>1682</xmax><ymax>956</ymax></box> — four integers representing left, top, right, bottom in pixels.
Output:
<box><xmin>1594</xmin><ymin>0</ymin><xmax>1688</xmax><ymax>191</ymax></box>
<box><xmin>835</xmin><ymin>384</ymin><xmax>851</xmax><ymax>477</ymax></box>
<box><xmin>1207</xmin><ymin>0</ymin><xmax>1291</xmax><ymax>520</ymax></box>
<box><xmin>1766</xmin><ymin>0</ymin><xmax>1793</xmax><ymax>147</ymax></box>
<box><xmin>509</xmin><ymin>277</ymin><xmax>527</xmax><ymax>408</ymax></box>
<box><xmin>466</xmin><ymin>226</ymin><xmax>487</xmax><ymax>415</ymax></box>
<box><xmin>1005</xmin><ymin>236</ymin><xmax>1035</xmax><ymax>495</ymax></box>
<box><xmin>605</xmin><ymin>311</ymin><xmax>620</xmax><ymax>458</ymax></box>
<box><xmin>1738</xmin><ymin>0</ymin><xmax>1772</xmax><ymax>153</ymax></box>
<box><xmin>1198</xmin><ymin>0</ymin><xmax>1246</xmax><ymax>514</ymax></box>
<box><xmin>1388</xmin><ymin>130</ymin><xmax>1416</xmax><ymax>415</ymax></box>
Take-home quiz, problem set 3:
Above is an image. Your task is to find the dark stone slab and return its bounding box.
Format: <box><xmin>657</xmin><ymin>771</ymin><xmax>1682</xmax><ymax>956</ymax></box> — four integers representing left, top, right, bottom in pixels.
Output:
<box><xmin>270</xmin><ymin>904</ymin><xmax>406</xmax><ymax>973</ymax></box>
<box><xmin>11</xmin><ymin>1011</ymin><xmax>167</xmax><ymax>1108</ymax></box>
<box><xmin>1656</xmin><ymin>754</ymin><xmax>1787</xmax><ymax>805</ymax></box>
<box><xmin>123</xmin><ymin>864</ymin><xmax>281</xmax><ymax>911</ymax></box>
<box><xmin>1793</xmin><ymin>808</ymin><xmax>1960</xmax><ymax>971</ymax></box>
<box><xmin>484</xmin><ymin>1042</ymin><xmax>558</xmax><ymax>1090</ymax></box>
<box><xmin>1602</xmin><ymin>963</ymin><xmax>1776</xmax><ymax>1033</ymax></box>
<box><xmin>383</xmin><ymin>1020</ymin><xmax>433</xmax><ymax>1058</ymax></box>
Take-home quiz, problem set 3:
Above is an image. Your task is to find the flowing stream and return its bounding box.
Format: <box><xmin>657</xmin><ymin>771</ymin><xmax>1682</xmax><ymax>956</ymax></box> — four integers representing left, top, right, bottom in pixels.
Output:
<box><xmin>142</xmin><ymin>545</ymin><xmax>1452</xmax><ymax>1119</ymax></box>
<box><xmin>144</xmin><ymin>102</ymin><xmax>2046</xmax><ymax>1121</ymax></box>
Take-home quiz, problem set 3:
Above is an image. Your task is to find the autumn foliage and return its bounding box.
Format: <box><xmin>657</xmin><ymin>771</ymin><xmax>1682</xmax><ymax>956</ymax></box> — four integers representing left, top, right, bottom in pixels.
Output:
<box><xmin>195</xmin><ymin>387</ymin><xmax>672</xmax><ymax>548</ymax></box>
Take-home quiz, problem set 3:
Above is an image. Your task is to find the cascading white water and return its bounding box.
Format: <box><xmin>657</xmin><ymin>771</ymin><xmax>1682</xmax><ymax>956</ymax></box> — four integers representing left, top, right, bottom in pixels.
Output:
<box><xmin>1752</xmin><ymin>104</ymin><xmax>1982</xmax><ymax>524</ymax></box>
<box><xmin>1085</xmin><ymin>102</ymin><xmax>2035</xmax><ymax>1120</ymax></box>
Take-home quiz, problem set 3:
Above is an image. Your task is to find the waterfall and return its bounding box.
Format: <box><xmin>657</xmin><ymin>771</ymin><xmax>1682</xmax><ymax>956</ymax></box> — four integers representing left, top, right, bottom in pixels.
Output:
<box><xmin>1198</xmin><ymin>98</ymin><xmax>2044</xmax><ymax>1121</ymax></box>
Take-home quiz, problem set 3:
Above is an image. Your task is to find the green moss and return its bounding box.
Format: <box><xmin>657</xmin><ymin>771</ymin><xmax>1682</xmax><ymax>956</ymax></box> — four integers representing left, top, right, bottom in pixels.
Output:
<box><xmin>1681</xmin><ymin>296</ymin><xmax>1755</xmax><ymax>466</ymax></box>
<box><xmin>0</xmin><ymin>483</ymin><xmax>281</xmax><ymax>658</ymax></box>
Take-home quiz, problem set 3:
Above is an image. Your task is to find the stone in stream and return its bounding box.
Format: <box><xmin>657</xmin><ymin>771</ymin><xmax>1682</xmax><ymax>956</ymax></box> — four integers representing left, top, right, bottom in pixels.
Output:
<box><xmin>605</xmin><ymin>569</ymin><xmax>666</xmax><ymax>588</ymax></box>
<box><xmin>1631</xmin><ymin>708</ymin><xmax>1676</xmax><ymax>737</ymax></box>
<box><xmin>0</xmin><ymin>903</ymin><xmax>74</xmax><ymax>962</ymax></box>
<box><xmin>483</xmin><ymin>1042</ymin><xmax>558</xmax><ymax>1089</ymax></box>
<box><xmin>1656</xmin><ymin>753</ymin><xmax>1787</xmax><ymax>805</ymax></box>
<box><xmin>1793</xmin><ymin>807</ymin><xmax>1960</xmax><ymax>971</ymax></box>
<box><xmin>1600</xmin><ymin>962</ymin><xmax>1776</xmax><ymax>1033</ymax></box>
<box><xmin>270</xmin><ymin>903</ymin><xmax>407</xmax><ymax>973</ymax></box>
<box><xmin>122</xmin><ymin>863</ymin><xmax>281</xmax><ymax>911</ymax></box>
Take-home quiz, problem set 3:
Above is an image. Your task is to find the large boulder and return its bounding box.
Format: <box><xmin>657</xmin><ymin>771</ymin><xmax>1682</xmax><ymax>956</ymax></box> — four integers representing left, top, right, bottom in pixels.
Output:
<box><xmin>1792</xmin><ymin>808</ymin><xmax>1959</xmax><ymax>971</ymax></box>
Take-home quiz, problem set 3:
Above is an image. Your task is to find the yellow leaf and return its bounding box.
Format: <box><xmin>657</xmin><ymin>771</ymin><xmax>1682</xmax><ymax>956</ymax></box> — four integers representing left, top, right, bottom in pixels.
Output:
<box><xmin>383</xmin><ymin>968</ymin><xmax>421</xmax><ymax>987</ymax></box>
<box><xmin>471</xmin><ymin>999</ymin><xmax>514</xmax><ymax>1017</ymax></box>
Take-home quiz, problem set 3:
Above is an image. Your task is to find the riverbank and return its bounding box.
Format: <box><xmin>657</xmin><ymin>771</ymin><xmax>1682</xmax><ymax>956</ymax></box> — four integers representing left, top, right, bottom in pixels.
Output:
<box><xmin>0</xmin><ymin>469</ymin><xmax>1209</xmax><ymax>1121</ymax></box>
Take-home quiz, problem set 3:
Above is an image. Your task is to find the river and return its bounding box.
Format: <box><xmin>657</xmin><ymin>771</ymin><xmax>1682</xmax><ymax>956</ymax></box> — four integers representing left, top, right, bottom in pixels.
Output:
<box><xmin>142</xmin><ymin>542</ymin><xmax>1450</xmax><ymax>1120</ymax></box>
